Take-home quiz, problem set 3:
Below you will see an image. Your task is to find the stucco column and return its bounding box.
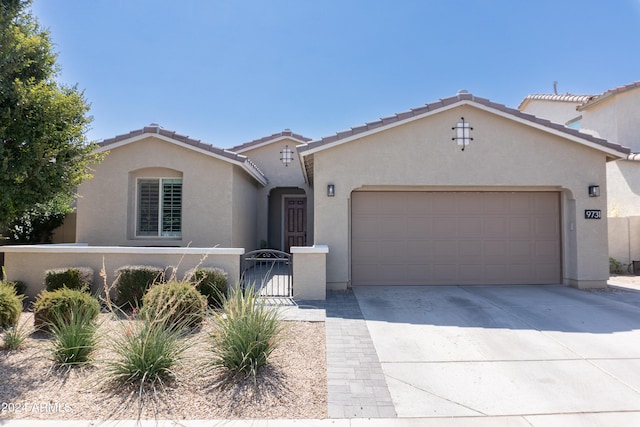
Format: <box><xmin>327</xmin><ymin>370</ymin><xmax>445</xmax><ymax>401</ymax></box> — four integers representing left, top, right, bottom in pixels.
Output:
<box><xmin>291</xmin><ymin>245</ymin><xmax>329</xmax><ymax>300</ymax></box>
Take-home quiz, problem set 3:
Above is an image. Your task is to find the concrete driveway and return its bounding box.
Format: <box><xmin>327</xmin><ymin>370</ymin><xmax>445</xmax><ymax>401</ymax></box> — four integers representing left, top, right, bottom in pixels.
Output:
<box><xmin>352</xmin><ymin>285</ymin><xmax>640</xmax><ymax>418</ymax></box>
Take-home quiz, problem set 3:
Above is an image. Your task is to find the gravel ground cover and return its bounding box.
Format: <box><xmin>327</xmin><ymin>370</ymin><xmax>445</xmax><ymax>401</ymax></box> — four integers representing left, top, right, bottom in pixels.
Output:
<box><xmin>0</xmin><ymin>312</ymin><xmax>327</xmax><ymax>420</ymax></box>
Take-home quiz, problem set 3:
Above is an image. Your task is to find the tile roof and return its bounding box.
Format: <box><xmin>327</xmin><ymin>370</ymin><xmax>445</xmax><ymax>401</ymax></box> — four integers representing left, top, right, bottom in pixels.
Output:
<box><xmin>577</xmin><ymin>81</ymin><xmax>640</xmax><ymax>111</ymax></box>
<box><xmin>228</xmin><ymin>129</ymin><xmax>312</xmax><ymax>153</ymax></box>
<box><xmin>298</xmin><ymin>92</ymin><xmax>629</xmax><ymax>157</ymax></box>
<box><xmin>517</xmin><ymin>93</ymin><xmax>594</xmax><ymax>110</ymax></box>
<box><xmin>98</xmin><ymin>124</ymin><xmax>267</xmax><ymax>183</ymax></box>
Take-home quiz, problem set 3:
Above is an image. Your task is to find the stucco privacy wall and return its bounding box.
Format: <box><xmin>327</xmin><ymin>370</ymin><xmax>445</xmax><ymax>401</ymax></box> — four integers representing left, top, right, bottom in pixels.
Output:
<box><xmin>311</xmin><ymin>104</ymin><xmax>611</xmax><ymax>289</ymax></box>
<box><xmin>2</xmin><ymin>246</ymin><xmax>243</xmax><ymax>300</ymax></box>
<box><xmin>76</xmin><ymin>135</ymin><xmax>258</xmax><ymax>247</ymax></box>
<box><xmin>609</xmin><ymin>217</ymin><xmax>640</xmax><ymax>266</ymax></box>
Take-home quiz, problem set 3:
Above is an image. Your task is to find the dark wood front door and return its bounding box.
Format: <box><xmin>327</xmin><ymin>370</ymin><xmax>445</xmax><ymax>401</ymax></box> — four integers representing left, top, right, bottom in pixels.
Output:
<box><xmin>284</xmin><ymin>197</ymin><xmax>307</xmax><ymax>252</ymax></box>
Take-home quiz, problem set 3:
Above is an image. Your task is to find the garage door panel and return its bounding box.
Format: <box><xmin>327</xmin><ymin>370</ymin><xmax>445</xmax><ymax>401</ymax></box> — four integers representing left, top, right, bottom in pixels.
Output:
<box><xmin>352</xmin><ymin>191</ymin><xmax>561</xmax><ymax>285</ymax></box>
<box><xmin>484</xmin><ymin>218</ymin><xmax>508</xmax><ymax>236</ymax></box>
<box><xmin>458</xmin><ymin>217</ymin><xmax>483</xmax><ymax>236</ymax></box>
<box><xmin>432</xmin><ymin>217</ymin><xmax>458</xmax><ymax>236</ymax></box>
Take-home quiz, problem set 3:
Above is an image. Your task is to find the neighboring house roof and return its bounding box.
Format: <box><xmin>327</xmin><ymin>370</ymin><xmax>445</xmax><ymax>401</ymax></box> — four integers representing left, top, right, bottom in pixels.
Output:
<box><xmin>517</xmin><ymin>93</ymin><xmax>593</xmax><ymax>110</ymax></box>
<box><xmin>228</xmin><ymin>129</ymin><xmax>312</xmax><ymax>153</ymax></box>
<box><xmin>298</xmin><ymin>91</ymin><xmax>630</xmax><ymax>183</ymax></box>
<box><xmin>577</xmin><ymin>81</ymin><xmax>640</xmax><ymax>111</ymax></box>
<box><xmin>97</xmin><ymin>124</ymin><xmax>268</xmax><ymax>185</ymax></box>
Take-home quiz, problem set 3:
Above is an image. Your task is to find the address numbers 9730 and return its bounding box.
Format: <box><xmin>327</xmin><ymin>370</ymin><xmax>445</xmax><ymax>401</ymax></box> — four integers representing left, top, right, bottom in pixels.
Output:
<box><xmin>584</xmin><ymin>210</ymin><xmax>601</xmax><ymax>219</ymax></box>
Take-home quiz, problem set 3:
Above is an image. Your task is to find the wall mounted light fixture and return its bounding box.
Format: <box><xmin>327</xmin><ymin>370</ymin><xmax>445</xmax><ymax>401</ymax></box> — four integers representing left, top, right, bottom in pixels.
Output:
<box><xmin>452</xmin><ymin>117</ymin><xmax>474</xmax><ymax>151</ymax></box>
<box><xmin>327</xmin><ymin>184</ymin><xmax>335</xmax><ymax>197</ymax></box>
<box><xmin>588</xmin><ymin>185</ymin><xmax>600</xmax><ymax>197</ymax></box>
<box><xmin>280</xmin><ymin>145</ymin><xmax>293</xmax><ymax>166</ymax></box>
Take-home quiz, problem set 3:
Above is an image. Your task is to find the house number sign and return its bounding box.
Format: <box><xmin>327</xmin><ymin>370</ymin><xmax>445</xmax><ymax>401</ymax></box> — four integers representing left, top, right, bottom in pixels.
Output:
<box><xmin>585</xmin><ymin>210</ymin><xmax>602</xmax><ymax>219</ymax></box>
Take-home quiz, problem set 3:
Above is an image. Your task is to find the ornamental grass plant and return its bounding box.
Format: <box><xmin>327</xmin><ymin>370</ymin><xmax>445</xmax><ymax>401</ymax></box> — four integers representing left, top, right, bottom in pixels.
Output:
<box><xmin>103</xmin><ymin>306</ymin><xmax>193</xmax><ymax>396</ymax></box>
<box><xmin>208</xmin><ymin>284</ymin><xmax>283</xmax><ymax>381</ymax></box>
<box><xmin>48</xmin><ymin>304</ymin><xmax>99</xmax><ymax>366</ymax></box>
<box><xmin>2</xmin><ymin>318</ymin><xmax>32</xmax><ymax>351</ymax></box>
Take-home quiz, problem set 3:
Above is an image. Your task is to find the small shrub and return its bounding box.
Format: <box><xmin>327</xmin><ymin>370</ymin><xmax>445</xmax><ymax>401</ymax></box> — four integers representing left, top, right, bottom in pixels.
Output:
<box><xmin>33</xmin><ymin>287</ymin><xmax>100</xmax><ymax>332</ymax></box>
<box><xmin>8</xmin><ymin>280</ymin><xmax>27</xmax><ymax>296</ymax></box>
<box><xmin>0</xmin><ymin>281</ymin><xmax>23</xmax><ymax>330</ymax></box>
<box><xmin>208</xmin><ymin>285</ymin><xmax>283</xmax><ymax>380</ymax></box>
<box><xmin>2</xmin><ymin>319</ymin><xmax>32</xmax><ymax>351</ymax></box>
<box><xmin>113</xmin><ymin>265</ymin><xmax>165</xmax><ymax>309</ymax></box>
<box><xmin>609</xmin><ymin>257</ymin><xmax>626</xmax><ymax>274</ymax></box>
<box><xmin>45</xmin><ymin>267</ymin><xmax>94</xmax><ymax>292</ymax></box>
<box><xmin>48</xmin><ymin>305</ymin><xmax>98</xmax><ymax>366</ymax></box>
<box><xmin>141</xmin><ymin>280</ymin><xmax>207</xmax><ymax>329</ymax></box>
<box><xmin>105</xmin><ymin>315</ymin><xmax>191</xmax><ymax>389</ymax></box>
<box><xmin>186</xmin><ymin>267</ymin><xmax>228</xmax><ymax>308</ymax></box>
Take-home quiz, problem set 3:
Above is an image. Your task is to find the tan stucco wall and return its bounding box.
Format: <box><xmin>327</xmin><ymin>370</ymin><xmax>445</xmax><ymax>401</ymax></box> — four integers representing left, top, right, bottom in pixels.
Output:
<box><xmin>581</xmin><ymin>88</ymin><xmax>640</xmax><ymax>152</ymax></box>
<box><xmin>231</xmin><ymin>167</ymin><xmax>259</xmax><ymax>249</ymax></box>
<box><xmin>76</xmin><ymin>136</ymin><xmax>258</xmax><ymax>247</ymax></box>
<box><xmin>311</xmin><ymin>105</ymin><xmax>611</xmax><ymax>289</ymax></box>
<box><xmin>608</xmin><ymin>216</ymin><xmax>640</xmax><ymax>267</ymax></box>
<box><xmin>520</xmin><ymin>99</ymin><xmax>582</xmax><ymax>126</ymax></box>
<box><xmin>607</xmin><ymin>160</ymin><xmax>640</xmax><ymax>217</ymax></box>
<box><xmin>237</xmin><ymin>138</ymin><xmax>314</xmax><ymax>249</ymax></box>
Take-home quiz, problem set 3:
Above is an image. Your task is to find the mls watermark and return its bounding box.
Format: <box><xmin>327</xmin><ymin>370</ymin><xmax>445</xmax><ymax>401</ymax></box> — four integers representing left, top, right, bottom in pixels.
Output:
<box><xmin>1</xmin><ymin>401</ymin><xmax>72</xmax><ymax>414</ymax></box>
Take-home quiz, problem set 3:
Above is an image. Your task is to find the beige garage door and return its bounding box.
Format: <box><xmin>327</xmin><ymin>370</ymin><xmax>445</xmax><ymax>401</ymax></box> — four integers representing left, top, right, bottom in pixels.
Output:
<box><xmin>351</xmin><ymin>191</ymin><xmax>561</xmax><ymax>285</ymax></box>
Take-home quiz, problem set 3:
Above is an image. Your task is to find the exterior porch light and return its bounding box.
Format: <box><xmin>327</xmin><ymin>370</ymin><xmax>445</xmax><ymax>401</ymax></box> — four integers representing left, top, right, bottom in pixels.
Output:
<box><xmin>452</xmin><ymin>117</ymin><xmax>474</xmax><ymax>151</ymax></box>
<box><xmin>588</xmin><ymin>185</ymin><xmax>600</xmax><ymax>197</ymax></box>
<box><xmin>327</xmin><ymin>184</ymin><xmax>335</xmax><ymax>197</ymax></box>
<box><xmin>280</xmin><ymin>145</ymin><xmax>293</xmax><ymax>167</ymax></box>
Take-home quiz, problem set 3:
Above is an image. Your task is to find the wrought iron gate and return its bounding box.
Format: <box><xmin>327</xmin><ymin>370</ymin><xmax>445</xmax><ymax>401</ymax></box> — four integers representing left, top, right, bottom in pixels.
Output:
<box><xmin>241</xmin><ymin>249</ymin><xmax>292</xmax><ymax>297</ymax></box>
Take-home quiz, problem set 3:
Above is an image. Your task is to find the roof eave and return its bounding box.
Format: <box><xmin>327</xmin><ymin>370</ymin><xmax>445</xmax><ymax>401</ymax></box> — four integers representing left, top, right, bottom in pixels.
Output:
<box><xmin>298</xmin><ymin>98</ymin><xmax>630</xmax><ymax>160</ymax></box>
<box><xmin>97</xmin><ymin>132</ymin><xmax>268</xmax><ymax>186</ymax></box>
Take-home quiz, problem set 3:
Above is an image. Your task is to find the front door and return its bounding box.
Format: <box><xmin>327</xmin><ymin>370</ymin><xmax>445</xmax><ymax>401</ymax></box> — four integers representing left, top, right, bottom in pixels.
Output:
<box><xmin>284</xmin><ymin>197</ymin><xmax>307</xmax><ymax>252</ymax></box>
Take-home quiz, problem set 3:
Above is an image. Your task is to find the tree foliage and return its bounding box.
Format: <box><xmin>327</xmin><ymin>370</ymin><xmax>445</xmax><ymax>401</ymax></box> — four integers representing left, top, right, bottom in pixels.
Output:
<box><xmin>0</xmin><ymin>0</ymin><xmax>101</xmax><ymax>232</ymax></box>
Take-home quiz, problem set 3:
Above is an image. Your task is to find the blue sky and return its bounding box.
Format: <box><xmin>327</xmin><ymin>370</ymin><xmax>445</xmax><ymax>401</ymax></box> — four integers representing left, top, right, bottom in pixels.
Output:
<box><xmin>32</xmin><ymin>0</ymin><xmax>640</xmax><ymax>147</ymax></box>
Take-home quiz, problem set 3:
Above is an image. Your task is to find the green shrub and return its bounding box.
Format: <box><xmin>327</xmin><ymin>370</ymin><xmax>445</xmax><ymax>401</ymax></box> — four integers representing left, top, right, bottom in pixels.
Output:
<box><xmin>105</xmin><ymin>315</ymin><xmax>191</xmax><ymax>388</ymax></box>
<box><xmin>0</xmin><ymin>281</ymin><xmax>23</xmax><ymax>330</ymax></box>
<box><xmin>186</xmin><ymin>267</ymin><xmax>228</xmax><ymax>308</ymax></box>
<box><xmin>32</xmin><ymin>287</ymin><xmax>100</xmax><ymax>332</ymax></box>
<box><xmin>48</xmin><ymin>304</ymin><xmax>98</xmax><ymax>366</ymax></box>
<box><xmin>45</xmin><ymin>267</ymin><xmax>94</xmax><ymax>292</ymax></box>
<box><xmin>141</xmin><ymin>280</ymin><xmax>206</xmax><ymax>329</ymax></box>
<box><xmin>208</xmin><ymin>285</ymin><xmax>283</xmax><ymax>379</ymax></box>
<box><xmin>7</xmin><ymin>280</ymin><xmax>27</xmax><ymax>296</ymax></box>
<box><xmin>609</xmin><ymin>257</ymin><xmax>626</xmax><ymax>274</ymax></box>
<box><xmin>113</xmin><ymin>265</ymin><xmax>165</xmax><ymax>309</ymax></box>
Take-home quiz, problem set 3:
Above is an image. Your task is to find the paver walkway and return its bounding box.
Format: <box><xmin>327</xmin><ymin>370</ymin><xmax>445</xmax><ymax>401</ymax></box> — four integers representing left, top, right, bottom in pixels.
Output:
<box><xmin>324</xmin><ymin>290</ymin><xmax>396</xmax><ymax>418</ymax></box>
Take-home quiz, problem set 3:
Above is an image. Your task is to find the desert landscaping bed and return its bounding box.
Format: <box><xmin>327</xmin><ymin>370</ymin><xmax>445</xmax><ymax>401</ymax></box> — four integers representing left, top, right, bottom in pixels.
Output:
<box><xmin>0</xmin><ymin>312</ymin><xmax>327</xmax><ymax>420</ymax></box>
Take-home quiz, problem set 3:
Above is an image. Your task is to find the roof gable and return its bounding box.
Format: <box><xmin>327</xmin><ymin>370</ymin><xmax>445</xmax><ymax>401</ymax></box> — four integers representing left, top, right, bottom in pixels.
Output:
<box><xmin>298</xmin><ymin>92</ymin><xmax>630</xmax><ymax>159</ymax></box>
<box><xmin>97</xmin><ymin>124</ymin><xmax>267</xmax><ymax>186</ymax></box>
<box><xmin>228</xmin><ymin>129</ymin><xmax>311</xmax><ymax>154</ymax></box>
<box><xmin>577</xmin><ymin>81</ymin><xmax>640</xmax><ymax>111</ymax></box>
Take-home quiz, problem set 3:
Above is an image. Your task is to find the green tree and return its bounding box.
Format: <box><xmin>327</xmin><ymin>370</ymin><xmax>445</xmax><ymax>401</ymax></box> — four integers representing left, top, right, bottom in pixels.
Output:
<box><xmin>0</xmin><ymin>0</ymin><xmax>101</xmax><ymax>234</ymax></box>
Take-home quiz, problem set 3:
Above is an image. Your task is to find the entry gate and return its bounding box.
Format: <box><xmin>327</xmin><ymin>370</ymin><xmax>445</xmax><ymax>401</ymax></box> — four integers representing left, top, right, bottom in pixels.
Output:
<box><xmin>241</xmin><ymin>249</ymin><xmax>292</xmax><ymax>297</ymax></box>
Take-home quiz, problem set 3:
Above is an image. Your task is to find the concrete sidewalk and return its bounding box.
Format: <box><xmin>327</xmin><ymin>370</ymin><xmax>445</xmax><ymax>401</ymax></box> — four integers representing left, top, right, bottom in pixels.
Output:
<box><xmin>4</xmin><ymin>412</ymin><xmax>640</xmax><ymax>426</ymax></box>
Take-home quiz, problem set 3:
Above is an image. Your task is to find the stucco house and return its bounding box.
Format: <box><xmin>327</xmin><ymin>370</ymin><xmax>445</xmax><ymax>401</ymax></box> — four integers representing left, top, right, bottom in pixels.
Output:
<box><xmin>519</xmin><ymin>82</ymin><xmax>640</xmax><ymax>269</ymax></box>
<box><xmin>3</xmin><ymin>91</ymin><xmax>630</xmax><ymax>297</ymax></box>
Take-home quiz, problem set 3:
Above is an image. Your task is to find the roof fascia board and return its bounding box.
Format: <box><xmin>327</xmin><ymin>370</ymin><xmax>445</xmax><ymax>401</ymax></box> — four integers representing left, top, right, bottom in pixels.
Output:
<box><xmin>97</xmin><ymin>133</ymin><xmax>268</xmax><ymax>186</ymax></box>
<box><xmin>233</xmin><ymin>135</ymin><xmax>309</xmax><ymax>153</ymax></box>
<box><xmin>300</xmin><ymin>99</ymin><xmax>628</xmax><ymax>160</ymax></box>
